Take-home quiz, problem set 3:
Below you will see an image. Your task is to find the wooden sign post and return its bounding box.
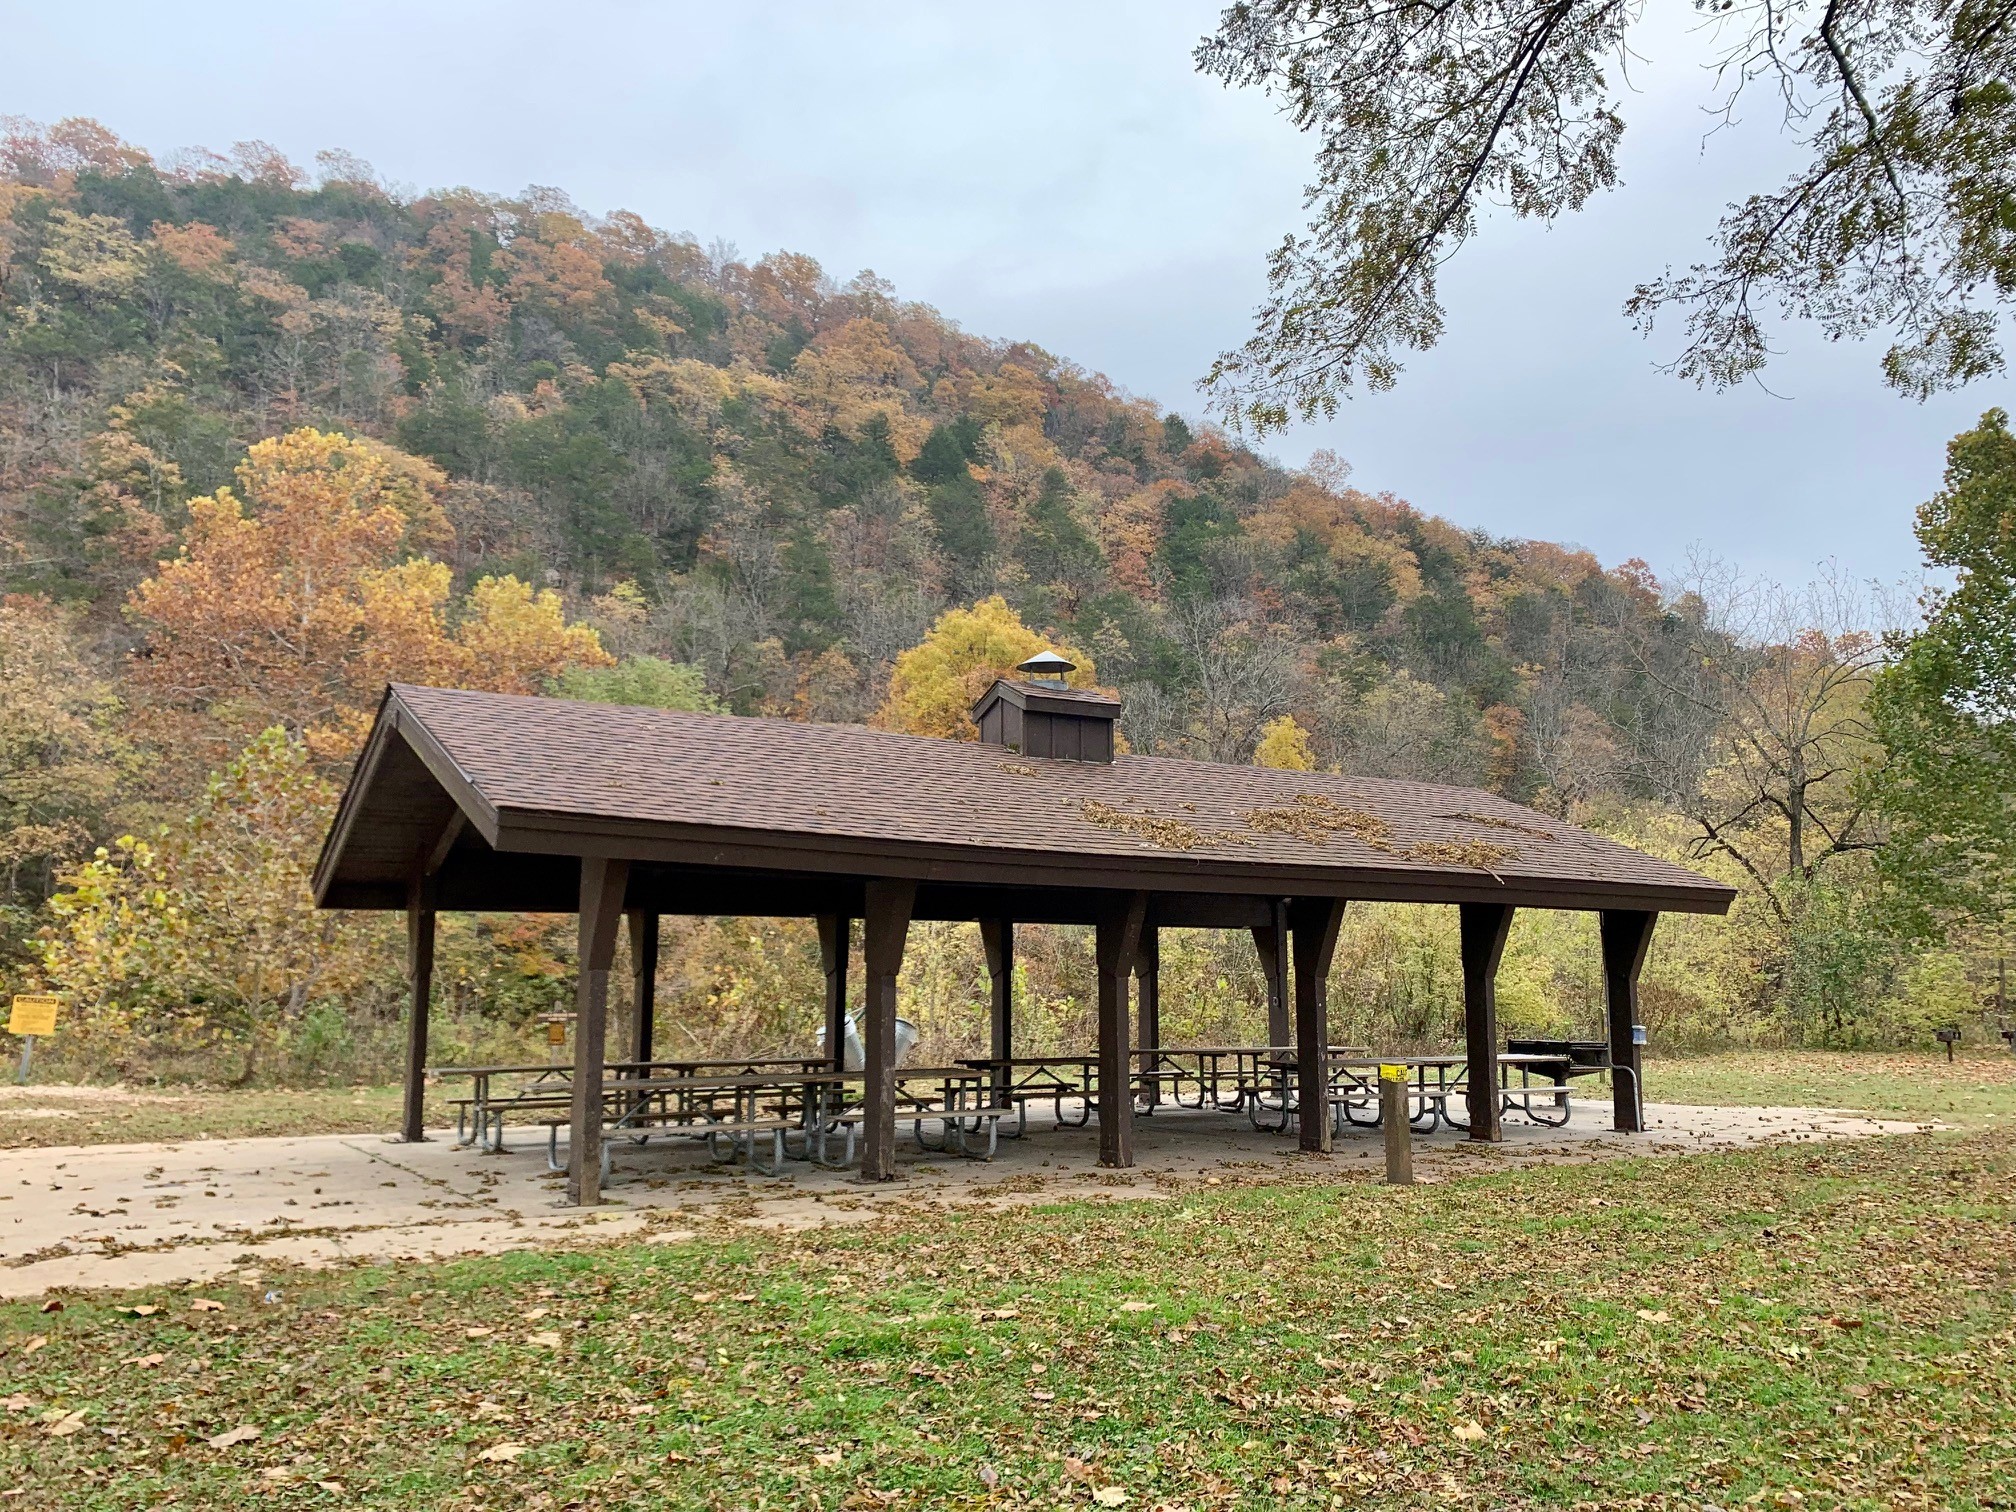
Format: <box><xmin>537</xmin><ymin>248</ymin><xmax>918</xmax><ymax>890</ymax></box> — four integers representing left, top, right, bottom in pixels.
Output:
<box><xmin>9</xmin><ymin>995</ymin><xmax>60</xmax><ymax>1084</ymax></box>
<box><xmin>1380</xmin><ymin>1063</ymin><xmax>1413</xmax><ymax>1186</ymax></box>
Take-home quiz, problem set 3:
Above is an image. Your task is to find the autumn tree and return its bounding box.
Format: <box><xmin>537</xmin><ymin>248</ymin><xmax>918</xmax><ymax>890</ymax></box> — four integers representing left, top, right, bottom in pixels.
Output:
<box><xmin>127</xmin><ymin>427</ymin><xmax>609</xmax><ymax>765</ymax></box>
<box><xmin>0</xmin><ymin>596</ymin><xmax>130</xmax><ymax>929</ymax></box>
<box><xmin>555</xmin><ymin>655</ymin><xmax>724</xmax><ymax>712</ymax></box>
<box><xmin>1198</xmin><ymin>0</ymin><xmax>2016</xmax><ymax>425</ymax></box>
<box><xmin>1621</xmin><ymin>560</ymin><xmax>1891</xmax><ymax>923</ymax></box>
<box><xmin>39</xmin><ymin>728</ymin><xmax>389</xmax><ymax>1081</ymax></box>
<box><xmin>1254</xmin><ymin>713</ymin><xmax>1317</xmax><ymax>770</ymax></box>
<box><xmin>878</xmin><ymin>596</ymin><xmax>1096</xmax><ymax>740</ymax></box>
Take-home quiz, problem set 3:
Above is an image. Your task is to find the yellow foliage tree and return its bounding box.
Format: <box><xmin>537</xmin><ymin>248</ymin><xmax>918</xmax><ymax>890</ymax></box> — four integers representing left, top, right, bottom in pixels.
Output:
<box><xmin>39</xmin><ymin>727</ymin><xmax>389</xmax><ymax>1082</ymax></box>
<box><xmin>877</xmin><ymin>596</ymin><xmax>1096</xmax><ymax>740</ymax></box>
<box><xmin>457</xmin><ymin>575</ymin><xmax>611</xmax><ymax>694</ymax></box>
<box><xmin>1254</xmin><ymin>713</ymin><xmax>1317</xmax><ymax>771</ymax></box>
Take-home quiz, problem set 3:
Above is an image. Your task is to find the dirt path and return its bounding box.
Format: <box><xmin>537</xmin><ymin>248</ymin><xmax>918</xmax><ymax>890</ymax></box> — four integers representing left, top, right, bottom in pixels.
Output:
<box><xmin>0</xmin><ymin>1100</ymin><xmax>1931</xmax><ymax>1297</ymax></box>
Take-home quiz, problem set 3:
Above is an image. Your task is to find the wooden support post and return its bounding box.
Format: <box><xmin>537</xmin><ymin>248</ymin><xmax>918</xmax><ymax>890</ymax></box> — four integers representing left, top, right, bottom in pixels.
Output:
<box><xmin>980</xmin><ymin>918</ymin><xmax>1013</xmax><ymax>1105</ymax></box>
<box><xmin>627</xmin><ymin>910</ymin><xmax>658</xmax><ymax>1068</ymax></box>
<box><xmin>1254</xmin><ymin>898</ymin><xmax>1290</xmax><ymax>1048</ymax></box>
<box><xmin>1380</xmin><ymin>1065</ymin><xmax>1413</xmax><ymax>1185</ymax></box>
<box><xmin>400</xmin><ymin>870</ymin><xmax>436</xmax><ymax>1144</ymax></box>
<box><xmin>1135</xmin><ymin>925</ymin><xmax>1161</xmax><ymax>1109</ymax></box>
<box><xmin>817</xmin><ymin>914</ymin><xmax>850</xmax><ymax>1071</ymax></box>
<box><xmin>1290</xmin><ymin>897</ymin><xmax>1346</xmax><ymax>1154</ymax></box>
<box><xmin>567</xmin><ymin>856</ymin><xmax>630</xmax><ymax>1207</ymax></box>
<box><xmin>1601</xmin><ymin>909</ymin><xmax>1657</xmax><ymax>1134</ymax></box>
<box><xmin>1095</xmin><ymin>892</ymin><xmax>1149</xmax><ymax>1168</ymax></box>
<box><xmin>1460</xmin><ymin>902</ymin><xmax>1515</xmax><ymax>1144</ymax></box>
<box><xmin>861</xmin><ymin>881</ymin><xmax>916</xmax><ymax>1182</ymax></box>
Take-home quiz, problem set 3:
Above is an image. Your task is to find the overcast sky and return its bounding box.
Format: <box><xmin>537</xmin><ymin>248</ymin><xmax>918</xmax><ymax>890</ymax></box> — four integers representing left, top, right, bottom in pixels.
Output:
<box><xmin>5</xmin><ymin>0</ymin><xmax>2006</xmax><ymax>589</ymax></box>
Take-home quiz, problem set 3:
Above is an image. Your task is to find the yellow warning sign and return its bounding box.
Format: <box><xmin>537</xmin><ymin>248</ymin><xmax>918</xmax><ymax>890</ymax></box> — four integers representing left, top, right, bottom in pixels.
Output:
<box><xmin>1378</xmin><ymin>1062</ymin><xmax>1408</xmax><ymax>1082</ymax></box>
<box><xmin>8</xmin><ymin>995</ymin><xmax>59</xmax><ymax>1037</ymax></box>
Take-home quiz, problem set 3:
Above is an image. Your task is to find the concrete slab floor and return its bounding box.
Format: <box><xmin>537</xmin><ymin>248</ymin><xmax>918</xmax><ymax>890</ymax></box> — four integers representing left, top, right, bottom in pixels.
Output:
<box><xmin>0</xmin><ymin>1099</ymin><xmax>1932</xmax><ymax>1297</ymax></box>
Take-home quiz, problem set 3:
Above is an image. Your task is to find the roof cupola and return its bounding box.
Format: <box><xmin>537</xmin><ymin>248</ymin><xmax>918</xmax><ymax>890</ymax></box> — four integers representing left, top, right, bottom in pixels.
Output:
<box><xmin>970</xmin><ymin>652</ymin><xmax>1121</xmax><ymax>762</ymax></box>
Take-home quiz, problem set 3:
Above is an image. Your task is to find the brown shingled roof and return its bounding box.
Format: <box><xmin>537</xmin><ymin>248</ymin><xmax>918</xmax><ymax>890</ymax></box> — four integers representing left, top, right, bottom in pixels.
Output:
<box><xmin>313</xmin><ymin>684</ymin><xmax>1735</xmax><ymax>915</ymax></box>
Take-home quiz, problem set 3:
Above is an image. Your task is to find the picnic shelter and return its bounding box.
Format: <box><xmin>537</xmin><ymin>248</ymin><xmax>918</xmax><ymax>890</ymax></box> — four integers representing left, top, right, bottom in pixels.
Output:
<box><xmin>312</xmin><ymin>673</ymin><xmax>1735</xmax><ymax>1205</ymax></box>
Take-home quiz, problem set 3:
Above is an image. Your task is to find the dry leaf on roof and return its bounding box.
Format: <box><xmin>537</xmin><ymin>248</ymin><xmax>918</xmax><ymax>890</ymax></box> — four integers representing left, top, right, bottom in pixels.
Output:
<box><xmin>1079</xmin><ymin>800</ymin><xmax>1204</xmax><ymax>851</ymax></box>
<box><xmin>997</xmin><ymin>762</ymin><xmax>1038</xmax><ymax>777</ymax></box>
<box><xmin>1244</xmin><ymin>794</ymin><xmax>1394</xmax><ymax>849</ymax></box>
<box><xmin>1440</xmin><ymin>810</ymin><xmax>1557</xmax><ymax>841</ymax></box>
<box><xmin>1402</xmin><ymin>839</ymin><xmax>1519</xmax><ymax>874</ymax></box>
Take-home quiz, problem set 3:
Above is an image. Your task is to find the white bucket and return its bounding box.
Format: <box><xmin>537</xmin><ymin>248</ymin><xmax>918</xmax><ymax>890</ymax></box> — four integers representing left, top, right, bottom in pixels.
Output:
<box><xmin>816</xmin><ymin>1013</ymin><xmax>918</xmax><ymax>1071</ymax></box>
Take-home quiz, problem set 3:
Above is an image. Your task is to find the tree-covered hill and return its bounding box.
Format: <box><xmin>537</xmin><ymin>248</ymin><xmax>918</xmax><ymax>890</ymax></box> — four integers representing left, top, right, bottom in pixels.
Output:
<box><xmin>0</xmin><ymin>116</ymin><xmax>1707</xmax><ymax>798</ymax></box>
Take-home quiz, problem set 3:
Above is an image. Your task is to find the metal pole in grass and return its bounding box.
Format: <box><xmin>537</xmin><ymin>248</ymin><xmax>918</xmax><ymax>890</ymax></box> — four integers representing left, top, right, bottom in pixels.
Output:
<box><xmin>1380</xmin><ymin>1063</ymin><xmax>1412</xmax><ymax>1186</ymax></box>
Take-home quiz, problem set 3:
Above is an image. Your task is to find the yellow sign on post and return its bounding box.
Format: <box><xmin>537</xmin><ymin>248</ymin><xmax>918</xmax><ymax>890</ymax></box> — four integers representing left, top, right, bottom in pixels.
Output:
<box><xmin>9</xmin><ymin>994</ymin><xmax>58</xmax><ymax>1084</ymax></box>
<box><xmin>9</xmin><ymin>995</ymin><xmax>59</xmax><ymax>1038</ymax></box>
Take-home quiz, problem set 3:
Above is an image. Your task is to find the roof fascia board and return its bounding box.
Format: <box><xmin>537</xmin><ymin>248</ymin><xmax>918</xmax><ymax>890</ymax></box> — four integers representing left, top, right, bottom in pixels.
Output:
<box><xmin>489</xmin><ymin>810</ymin><xmax>1732</xmax><ymax>914</ymax></box>
<box><xmin>387</xmin><ymin>693</ymin><xmax>504</xmax><ymax>843</ymax></box>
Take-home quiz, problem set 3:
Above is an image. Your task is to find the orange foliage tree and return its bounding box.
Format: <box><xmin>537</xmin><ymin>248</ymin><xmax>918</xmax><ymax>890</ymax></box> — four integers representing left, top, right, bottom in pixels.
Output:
<box><xmin>127</xmin><ymin>427</ymin><xmax>609</xmax><ymax>765</ymax></box>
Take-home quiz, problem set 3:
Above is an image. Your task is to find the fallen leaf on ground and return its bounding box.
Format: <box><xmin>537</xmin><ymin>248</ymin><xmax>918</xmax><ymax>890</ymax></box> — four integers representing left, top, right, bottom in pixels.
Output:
<box><xmin>119</xmin><ymin>1305</ymin><xmax>159</xmax><ymax>1317</ymax></box>
<box><xmin>45</xmin><ymin>1410</ymin><xmax>87</xmax><ymax>1438</ymax></box>
<box><xmin>813</xmin><ymin>1450</ymin><xmax>842</xmax><ymax>1468</ymax></box>
<box><xmin>190</xmin><ymin>1299</ymin><xmax>225</xmax><ymax>1313</ymax></box>
<box><xmin>1093</xmin><ymin>1487</ymin><xmax>1128</xmax><ymax>1507</ymax></box>
<box><xmin>1116</xmin><ymin>1300</ymin><xmax>1154</xmax><ymax>1312</ymax></box>
<box><xmin>526</xmin><ymin>1331</ymin><xmax>563</xmax><ymax>1348</ymax></box>
<box><xmin>476</xmin><ymin>1442</ymin><xmax>526</xmax><ymax>1463</ymax></box>
<box><xmin>1636</xmin><ymin>1309</ymin><xmax>1673</xmax><ymax>1323</ymax></box>
<box><xmin>1452</xmin><ymin>1421</ymin><xmax>1487</xmax><ymax>1442</ymax></box>
<box><xmin>207</xmin><ymin>1424</ymin><xmax>261</xmax><ymax>1449</ymax></box>
<box><xmin>120</xmin><ymin>1353</ymin><xmax>166</xmax><ymax>1368</ymax></box>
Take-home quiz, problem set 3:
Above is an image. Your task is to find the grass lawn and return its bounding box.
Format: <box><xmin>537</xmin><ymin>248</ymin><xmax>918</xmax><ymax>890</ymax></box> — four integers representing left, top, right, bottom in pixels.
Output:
<box><xmin>1644</xmin><ymin>1049</ymin><xmax>2016</xmax><ymax>1131</ymax></box>
<box><xmin>0</xmin><ymin>1057</ymin><xmax>2011</xmax><ymax>1508</ymax></box>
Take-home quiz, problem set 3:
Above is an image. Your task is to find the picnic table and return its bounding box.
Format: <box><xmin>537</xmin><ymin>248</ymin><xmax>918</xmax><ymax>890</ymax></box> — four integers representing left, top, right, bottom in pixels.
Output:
<box><xmin>956</xmin><ymin>1046</ymin><xmax>1376</xmax><ymax>1129</ymax></box>
<box><xmin>1135</xmin><ymin>1044</ymin><xmax>1372</xmax><ymax>1115</ymax></box>
<box><xmin>534</xmin><ymin>1064</ymin><xmax>1010</xmax><ymax>1181</ymax></box>
<box><xmin>434</xmin><ymin>1056</ymin><xmax>830</xmax><ymax>1151</ymax></box>
<box><xmin>1316</xmin><ymin>1053</ymin><xmax>1578</xmax><ymax>1135</ymax></box>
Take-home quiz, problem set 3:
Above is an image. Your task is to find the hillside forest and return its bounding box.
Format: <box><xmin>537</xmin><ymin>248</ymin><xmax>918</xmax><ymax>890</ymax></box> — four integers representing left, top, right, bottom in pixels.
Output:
<box><xmin>0</xmin><ymin>118</ymin><xmax>2008</xmax><ymax>1086</ymax></box>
